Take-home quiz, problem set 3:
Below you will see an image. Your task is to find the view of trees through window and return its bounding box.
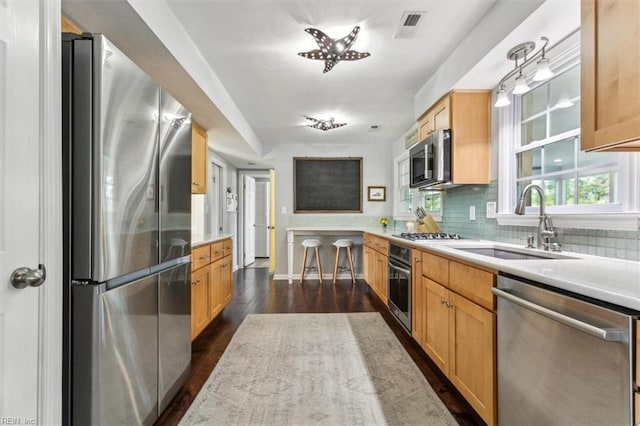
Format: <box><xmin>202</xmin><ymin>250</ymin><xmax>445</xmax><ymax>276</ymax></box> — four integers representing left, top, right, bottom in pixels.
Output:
<box><xmin>397</xmin><ymin>158</ymin><xmax>442</xmax><ymax>216</ymax></box>
<box><xmin>516</xmin><ymin>64</ymin><xmax>619</xmax><ymax>209</ymax></box>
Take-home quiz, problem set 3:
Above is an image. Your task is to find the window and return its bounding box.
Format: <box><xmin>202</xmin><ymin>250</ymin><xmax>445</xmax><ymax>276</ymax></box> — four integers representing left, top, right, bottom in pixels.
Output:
<box><xmin>394</xmin><ymin>154</ymin><xmax>442</xmax><ymax>221</ymax></box>
<box><xmin>515</xmin><ymin>64</ymin><xmax>620</xmax><ymax>211</ymax></box>
<box><xmin>498</xmin><ymin>32</ymin><xmax>639</xmax><ymax>230</ymax></box>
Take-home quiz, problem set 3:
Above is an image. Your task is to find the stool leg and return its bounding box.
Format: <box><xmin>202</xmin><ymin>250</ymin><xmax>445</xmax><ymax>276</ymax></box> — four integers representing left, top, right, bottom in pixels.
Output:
<box><xmin>300</xmin><ymin>247</ymin><xmax>308</xmax><ymax>283</ymax></box>
<box><xmin>333</xmin><ymin>247</ymin><xmax>340</xmax><ymax>284</ymax></box>
<box><xmin>315</xmin><ymin>247</ymin><xmax>323</xmax><ymax>284</ymax></box>
<box><xmin>347</xmin><ymin>246</ymin><xmax>356</xmax><ymax>284</ymax></box>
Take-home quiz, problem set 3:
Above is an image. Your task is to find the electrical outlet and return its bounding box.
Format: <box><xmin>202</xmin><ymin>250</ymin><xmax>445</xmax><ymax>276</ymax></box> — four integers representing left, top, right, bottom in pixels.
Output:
<box><xmin>281</xmin><ymin>206</ymin><xmax>287</xmax><ymax>214</ymax></box>
<box><xmin>469</xmin><ymin>205</ymin><xmax>476</xmax><ymax>221</ymax></box>
<box><xmin>486</xmin><ymin>201</ymin><xmax>497</xmax><ymax>218</ymax></box>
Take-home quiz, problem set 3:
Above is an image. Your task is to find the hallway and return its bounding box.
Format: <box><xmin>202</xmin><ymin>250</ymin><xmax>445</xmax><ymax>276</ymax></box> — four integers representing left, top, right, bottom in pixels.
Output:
<box><xmin>156</xmin><ymin>270</ymin><xmax>482</xmax><ymax>425</ymax></box>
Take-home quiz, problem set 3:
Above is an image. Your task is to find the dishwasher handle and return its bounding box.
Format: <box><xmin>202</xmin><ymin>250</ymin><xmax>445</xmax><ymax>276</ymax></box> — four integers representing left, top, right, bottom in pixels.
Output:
<box><xmin>492</xmin><ymin>287</ymin><xmax>627</xmax><ymax>342</ymax></box>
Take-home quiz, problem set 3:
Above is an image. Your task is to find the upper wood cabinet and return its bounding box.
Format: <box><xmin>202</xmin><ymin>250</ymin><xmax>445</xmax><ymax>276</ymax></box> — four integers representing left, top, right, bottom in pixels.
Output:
<box><xmin>417</xmin><ymin>90</ymin><xmax>491</xmax><ymax>185</ymax></box>
<box><xmin>191</xmin><ymin>121</ymin><xmax>207</xmax><ymax>194</ymax></box>
<box><xmin>581</xmin><ymin>0</ymin><xmax>640</xmax><ymax>151</ymax></box>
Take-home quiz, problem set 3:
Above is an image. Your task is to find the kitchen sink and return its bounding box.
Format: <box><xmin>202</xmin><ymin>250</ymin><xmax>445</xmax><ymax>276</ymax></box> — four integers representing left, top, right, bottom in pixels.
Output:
<box><xmin>453</xmin><ymin>246</ymin><xmax>576</xmax><ymax>260</ymax></box>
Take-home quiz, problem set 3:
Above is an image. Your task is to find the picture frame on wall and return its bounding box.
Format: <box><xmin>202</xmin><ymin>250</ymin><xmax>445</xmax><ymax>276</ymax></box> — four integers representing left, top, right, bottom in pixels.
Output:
<box><xmin>367</xmin><ymin>186</ymin><xmax>386</xmax><ymax>201</ymax></box>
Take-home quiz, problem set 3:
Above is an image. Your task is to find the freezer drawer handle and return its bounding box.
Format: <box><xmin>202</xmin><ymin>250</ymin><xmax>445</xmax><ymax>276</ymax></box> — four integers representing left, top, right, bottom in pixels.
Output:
<box><xmin>492</xmin><ymin>287</ymin><xmax>626</xmax><ymax>342</ymax></box>
<box><xmin>11</xmin><ymin>264</ymin><xmax>47</xmax><ymax>289</ymax></box>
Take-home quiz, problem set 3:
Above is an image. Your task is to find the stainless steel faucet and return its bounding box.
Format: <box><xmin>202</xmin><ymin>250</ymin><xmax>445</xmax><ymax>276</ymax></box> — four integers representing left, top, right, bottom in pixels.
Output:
<box><xmin>515</xmin><ymin>183</ymin><xmax>556</xmax><ymax>250</ymax></box>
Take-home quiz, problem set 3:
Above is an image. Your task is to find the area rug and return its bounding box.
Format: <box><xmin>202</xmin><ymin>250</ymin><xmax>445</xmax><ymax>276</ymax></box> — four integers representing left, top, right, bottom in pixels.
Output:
<box><xmin>179</xmin><ymin>313</ymin><xmax>457</xmax><ymax>426</ymax></box>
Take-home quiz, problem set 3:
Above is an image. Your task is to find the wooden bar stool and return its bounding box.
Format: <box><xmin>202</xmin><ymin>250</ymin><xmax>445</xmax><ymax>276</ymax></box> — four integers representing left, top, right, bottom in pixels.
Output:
<box><xmin>300</xmin><ymin>239</ymin><xmax>323</xmax><ymax>283</ymax></box>
<box><xmin>332</xmin><ymin>239</ymin><xmax>355</xmax><ymax>284</ymax></box>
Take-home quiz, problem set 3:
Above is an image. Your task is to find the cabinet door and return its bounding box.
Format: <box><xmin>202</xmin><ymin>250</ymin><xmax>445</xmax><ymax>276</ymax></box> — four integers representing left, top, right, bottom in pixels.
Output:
<box><xmin>363</xmin><ymin>246</ymin><xmax>372</xmax><ymax>285</ymax></box>
<box><xmin>418</xmin><ymin>113</ymin><xmax>434</xmax><ymax>140</ymax></box>
<box><xmin>221</xmin><ymin>256</ymin><xmax>232</xmax><ymax>305</ymax></box>
<box><xmin>191</xmin><ymin>121</ymin><xmax>207</xmax><ymax>193</ymax></box>
<box><xmin>191</xmin><ymin>267</ymin><xmax>210</xmax><ymax>340</ymax></box>
<box><xmin>424</xmin><ymin>277</ymin><xmax>451</xmax><ymax>375</ymax></box>
<box><xmin>411</xmin><ymin>252</ymin><xmax>424</xmax><ymax>345</ymax></box>
<box><xmin>581</xmin><ymin>0</ymin><xmax>640</xmax><ymax>151</ymax></box>
<box><xmin>449</xmin><ymin>292</ymin><xmax>496</xmax><ymax>426</ymax></box>
<box><xmin>432</xmin><ymin>96</ymin><xmax>450</xmax><ymax>131</ymax></box>
<box><xmin>209</xmin><ymin>259</ymin><xmax>223</xmax><ymax>319</ymax></box>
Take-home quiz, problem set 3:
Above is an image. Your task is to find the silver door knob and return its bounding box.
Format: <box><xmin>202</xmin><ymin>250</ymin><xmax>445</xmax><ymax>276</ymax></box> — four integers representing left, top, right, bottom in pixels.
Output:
<box><xmin>11</xmin><ymin>264</ymin><xmax>46</xmax><ymax>289</ymax></box>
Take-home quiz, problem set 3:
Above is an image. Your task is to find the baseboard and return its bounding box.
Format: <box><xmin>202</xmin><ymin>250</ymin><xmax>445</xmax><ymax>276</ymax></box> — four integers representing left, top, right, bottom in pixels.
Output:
<box><xmin>273</xmin><ymin>273</ymin><xmax>365</xmax><ymax>282</ymax></box>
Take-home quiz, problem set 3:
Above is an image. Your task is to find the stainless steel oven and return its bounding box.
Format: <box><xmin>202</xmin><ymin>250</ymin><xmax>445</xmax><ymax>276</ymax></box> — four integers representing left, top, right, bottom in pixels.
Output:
<box><xmin>388</xmin><ymin>243</ymin><xmax>412</xmax><ymax>333</ymax></box>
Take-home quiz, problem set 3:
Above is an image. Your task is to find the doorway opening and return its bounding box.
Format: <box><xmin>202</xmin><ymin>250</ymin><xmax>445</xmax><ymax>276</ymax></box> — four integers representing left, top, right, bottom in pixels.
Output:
<box><xmin>206</xmin><ymin>159</ymin><xmax>225</xmax><ymax>235</ymax></box>
<box><xmin>239</xmin><ymin>171</ymin><xmax>273</xmax><ymax>270</ymax></box>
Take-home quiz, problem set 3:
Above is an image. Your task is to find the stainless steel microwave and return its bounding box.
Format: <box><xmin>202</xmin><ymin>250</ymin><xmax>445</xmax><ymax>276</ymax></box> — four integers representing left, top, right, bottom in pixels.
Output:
<box><xmin>409</xmin><ymin>129</ymin><xmax>451</xmax><ymax>188</ymax></box>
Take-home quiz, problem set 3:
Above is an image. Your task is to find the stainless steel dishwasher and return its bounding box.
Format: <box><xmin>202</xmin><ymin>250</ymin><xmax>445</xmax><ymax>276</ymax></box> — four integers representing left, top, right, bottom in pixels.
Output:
<box><xmin>493</xmin><ymin>274</ymin><xmax>635</xmax><ymax>426</ymax></box>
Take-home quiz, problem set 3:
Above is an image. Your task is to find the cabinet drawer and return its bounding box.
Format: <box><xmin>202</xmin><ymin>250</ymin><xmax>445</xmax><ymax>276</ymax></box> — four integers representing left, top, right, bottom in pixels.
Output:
<box><xmin>210</xmin><ymin>241</ymin><xmax>224</xmax><ymax>262</ymax></box>
<box><xmin>223</xmin><ymin>238</ymin><xmax>232</xmax><ymax>258</ymax></box>
<box><xmin>374</xmin><ymin>236</ymin><xmax>389</xmax><ymax>256</ymax></box>
<box><xmin>192</xmin><ymin>244</ymin><xmax>211</xmax><ymax>271</ymax></box>
<box><xmin>422</xmin><ymin>252</ymin><xmax>449</xmax><ymax>286</ymax></box>
<box><xmin>449</xmin><ymin>261</ymin><xmax>495</xmax><ymax>311</ymax></box>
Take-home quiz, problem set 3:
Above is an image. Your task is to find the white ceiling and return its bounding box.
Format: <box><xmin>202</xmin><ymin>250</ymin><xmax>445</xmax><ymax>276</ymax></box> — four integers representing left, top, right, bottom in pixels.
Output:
<box><xmin>62</xmin><ymin>0</ymin><xmax>580</xmax><ymax>170</ymax></box>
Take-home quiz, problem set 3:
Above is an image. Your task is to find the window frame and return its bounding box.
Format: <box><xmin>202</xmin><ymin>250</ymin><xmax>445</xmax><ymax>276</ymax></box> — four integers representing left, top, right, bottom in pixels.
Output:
<box><xmin>393</xmin><ymin>152</ymin><xmax>443</xmax><ymax>222</ymax></box>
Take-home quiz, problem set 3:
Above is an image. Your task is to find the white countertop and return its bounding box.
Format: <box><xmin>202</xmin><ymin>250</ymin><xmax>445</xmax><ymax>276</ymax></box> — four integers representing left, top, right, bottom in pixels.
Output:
<box><xmin>191</xmin><ymin>233</ymin><xmax>233</xmax><ymax>247</ymax></box>
<box><xmin>394</xmin><ymin>235</ymin><xmax>640</xmax><ymax>311</ymax></box>
<box><xmin>287</xmin><ymin>227</ymin><xmax>640</xmax><ymax>311</ymax></box>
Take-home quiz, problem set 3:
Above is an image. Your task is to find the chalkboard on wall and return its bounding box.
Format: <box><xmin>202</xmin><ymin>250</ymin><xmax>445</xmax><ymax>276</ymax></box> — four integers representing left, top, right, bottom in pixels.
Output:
<box><xmin>294</xmin><ymin>157</ymin><xmax>362</xmax><ymax>213</ymax></box>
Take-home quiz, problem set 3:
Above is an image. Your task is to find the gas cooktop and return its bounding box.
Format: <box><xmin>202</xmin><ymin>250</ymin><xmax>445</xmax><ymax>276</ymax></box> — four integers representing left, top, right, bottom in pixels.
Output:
<box><xmin>393</xmin><ymin>232</ymin><xmax>462</xmax><ymax>241</ymax></box>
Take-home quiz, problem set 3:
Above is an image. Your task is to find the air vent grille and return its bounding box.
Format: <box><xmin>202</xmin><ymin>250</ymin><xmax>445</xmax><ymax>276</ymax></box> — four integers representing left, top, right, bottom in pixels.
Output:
<box><xmin>403</xmin><ymin>14</ymin><xmax>421</xmax><ymax>27</ymax></box>
<box><xmin>393</xmin><ymin>11</ymin><xmax>427</xmax><ymax>39</ymax></box>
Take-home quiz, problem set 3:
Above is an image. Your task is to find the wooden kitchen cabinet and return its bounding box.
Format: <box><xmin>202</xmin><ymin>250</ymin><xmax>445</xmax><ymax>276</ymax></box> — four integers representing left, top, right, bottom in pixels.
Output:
<box><xmin>191</xmin><ymin>121</ymin><xmax>208</xmax><ymax>193</ymax></box>
<box><xmin>363</xmin><ymin>233</ymin><xmax>388</xmax><ymax>304</ymax></box>
<box><xmin>414</xmin><ymin>249</ymin><xmax>496</xmax><ymax>426</ymax></box>
<box><xmin>581</xmin><ymin>0</ymin><xmax>640</xmax><ymax>151</ymax></box>
<box><xmin>417</xmin><ymin>90</ymin><xmax>491</xmax><ymax>185</ymax></box>
<box><xmin>190</xmin><ymin>265</ymin><xmax>210</xmax><ymax>340</ymax></box>
<box><xmin>191</xmin><ymin>237</ymin><xmax>233</xmax><ymax>340</ymax></box>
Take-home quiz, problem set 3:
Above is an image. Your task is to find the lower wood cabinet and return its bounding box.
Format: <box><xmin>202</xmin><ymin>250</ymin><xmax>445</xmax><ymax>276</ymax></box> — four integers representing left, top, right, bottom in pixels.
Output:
<box><xmin>363</xmin><ymin>233</ymin><xmax>388</xmax><ymax>304</ymax></box>
<box><xmin>191</xmin><ymin>238</ymin><xmax>233</xmax><ymax>340</ymax></box>
<box><xmin>413</xmin><ymin>249</ymin><xmax>496</xmax><ymax>426</ymax></box>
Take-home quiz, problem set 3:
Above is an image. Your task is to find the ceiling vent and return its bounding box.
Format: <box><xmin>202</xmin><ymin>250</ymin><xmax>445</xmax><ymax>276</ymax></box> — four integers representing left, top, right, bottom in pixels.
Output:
<box><xmin>393</xmin><ymin>11</ymin><xmax>427</xmax><ymax>39</ymax></box>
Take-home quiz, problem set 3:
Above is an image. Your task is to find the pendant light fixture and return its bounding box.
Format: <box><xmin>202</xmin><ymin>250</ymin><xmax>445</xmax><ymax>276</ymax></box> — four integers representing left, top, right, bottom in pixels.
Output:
<box><xmin>494</xmin><ymin>37</ymin><xmax>554</xmax><ymax>108</ymax></box>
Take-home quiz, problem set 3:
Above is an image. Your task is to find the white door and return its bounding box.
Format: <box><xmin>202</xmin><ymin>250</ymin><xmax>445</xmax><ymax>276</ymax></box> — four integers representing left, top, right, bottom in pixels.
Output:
<box><xmin>1</xmin><ymin>2</ymin><xmax>61</xmax><ymax>424</ymax></box>
<box><xmin>254</xmin><ymin>182</ymin><xmax>270</xmax><ymax>257</ymax></box>
<box><xmin>243</xmin><ymin>175</ymin><xmax>256</xmax><ymax>266</ymax></box>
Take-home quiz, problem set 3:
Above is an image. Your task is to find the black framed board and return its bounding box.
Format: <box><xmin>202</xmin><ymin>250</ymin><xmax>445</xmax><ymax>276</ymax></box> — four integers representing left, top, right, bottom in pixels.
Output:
<box><xmin>294</xmin><ymin>157</ymin><xmax>362</xmax><ymax>213</ymax></box>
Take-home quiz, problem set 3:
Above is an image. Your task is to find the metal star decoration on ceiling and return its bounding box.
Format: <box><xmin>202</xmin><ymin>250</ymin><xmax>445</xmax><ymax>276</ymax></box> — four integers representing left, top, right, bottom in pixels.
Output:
<box><xmin>304</xmin><ymin>116</ymin><xmax>347</xmax><ymax>131</ymax></box>
<box><xmin>298</xmin><ymin>26</ymin><xmax>371</xmax><ymax>73</ymax></box>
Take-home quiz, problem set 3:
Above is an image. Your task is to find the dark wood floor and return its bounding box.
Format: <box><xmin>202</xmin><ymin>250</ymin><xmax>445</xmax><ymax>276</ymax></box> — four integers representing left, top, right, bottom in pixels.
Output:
<box><xmin>156</xmin><ymin>268</ymin><xmax>484</xmax><ymax>426</ymax></box>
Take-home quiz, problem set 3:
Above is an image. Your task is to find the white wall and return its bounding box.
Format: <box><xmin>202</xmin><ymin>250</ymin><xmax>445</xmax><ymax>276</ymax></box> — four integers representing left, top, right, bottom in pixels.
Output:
<box><xmin>271</xmin><ymin>142</ymin><xmax>393</xmax><ymax>274</ymax></box>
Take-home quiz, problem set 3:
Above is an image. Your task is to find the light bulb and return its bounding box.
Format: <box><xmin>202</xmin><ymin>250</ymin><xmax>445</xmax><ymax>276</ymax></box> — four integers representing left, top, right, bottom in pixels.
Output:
<box><xmin>494</xmin><ymin>87</ymin><xmax>511</xmax><ymax>108</ymax></box>
<box><xmin>512</xmin><ymin>74</ymin><xmax>530</xmax><ymax>95</ymax></box>
<box><xmin>533</xmin><ymin>57</ymin><xmax>554</xmax><ymax>81</ymax></box>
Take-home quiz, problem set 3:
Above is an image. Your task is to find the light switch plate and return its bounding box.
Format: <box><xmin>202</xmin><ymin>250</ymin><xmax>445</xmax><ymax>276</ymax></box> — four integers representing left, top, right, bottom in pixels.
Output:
<box><xmin>469</xmin><ymin>205</ymin><xmax>476</xmax><ymax>221</ymax></box>
<box><xmin>486</xmin><ymin>201</ymin><xmax>497</xmax><ymax>218</ymax></box>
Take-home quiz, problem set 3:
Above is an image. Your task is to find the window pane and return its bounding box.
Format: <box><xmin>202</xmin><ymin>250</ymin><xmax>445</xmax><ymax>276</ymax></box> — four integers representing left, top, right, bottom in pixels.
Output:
<box><xmin>543</xmin><ymin>173</ymin><xmax>576</xmax><ymax>206</ymax></box>
<box><xmin>550</xmin><ymin>66</ymin><xmax>580</xmax><ymax>107</ymax></box>
<box><xmin>549</xmin><ymin>102</ymin><xmax>579</xmax><ymax>136</ymax></box>
<box><xmin>518</xmin><ymin>148</ymin><xmax>542</xmax><ymax>178</ymax></box>
<box><xmin>521</xmin><ymin>84</ymin><xmax>547</xmax><ymax>119</ymax></box>
<box><xmin>544</xmin><ymin>137</ymin><xmax>575</xmax><ymax>173</ymax></box>
<box><xmin>578</xmin><ymin>149</ymin><xmax>617</xmax><ymax>168</ymax></box>
<box><xmin>521</xmin><ymin>115</ymin><xmax>546</xmax><ymax>145</ymax></box>
<box><xmin>423</xmin><ymin>192</ymin><xmax>441</xmax><ymax>212</ymax></box>
<box><xmin>577</xmin><ymin>171</ymin><xmax>617</xmax><ymax>204</ymax></box>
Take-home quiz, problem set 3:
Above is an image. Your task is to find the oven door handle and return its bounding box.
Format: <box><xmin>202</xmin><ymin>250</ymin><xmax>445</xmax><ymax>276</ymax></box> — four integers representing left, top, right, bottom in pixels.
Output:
<box><xmin>492</xmin><ymin>287</ymin><xmax>627</xmax><ymax>342</ymax></box>
<box><xmin>388</xmin><ymin>261</ymin><xmax>411</xmax><ymax>276</ymax></box>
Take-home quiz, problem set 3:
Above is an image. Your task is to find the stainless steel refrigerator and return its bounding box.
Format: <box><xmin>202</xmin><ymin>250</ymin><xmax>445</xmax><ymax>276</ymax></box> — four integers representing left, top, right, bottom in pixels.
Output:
<box><xmin>62</xmin><ymin>33</ymin><xmax>192</xmax><ymax>425</ymax></box>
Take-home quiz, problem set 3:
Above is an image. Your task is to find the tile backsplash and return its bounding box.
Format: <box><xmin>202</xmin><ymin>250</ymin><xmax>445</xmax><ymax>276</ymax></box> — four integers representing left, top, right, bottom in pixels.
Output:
<box><xmin>439</xmin><ymin>181</ymin><xmax>640</xmax><ymax>262</ymax></box>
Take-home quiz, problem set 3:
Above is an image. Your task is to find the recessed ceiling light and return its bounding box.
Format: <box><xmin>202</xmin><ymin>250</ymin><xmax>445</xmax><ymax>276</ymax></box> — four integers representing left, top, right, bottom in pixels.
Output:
<box><xmin>298</xmin><ymin>26</ymin><xmax>371</xmax><ymax>73</ymax></box>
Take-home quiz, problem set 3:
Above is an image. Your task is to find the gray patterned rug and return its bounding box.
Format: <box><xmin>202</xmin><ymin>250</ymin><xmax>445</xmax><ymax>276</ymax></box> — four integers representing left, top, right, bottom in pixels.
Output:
<box><xmin>180</xmin><ymin>313</ymin><xmax>457</xmax><ymax>425</ymax></box>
